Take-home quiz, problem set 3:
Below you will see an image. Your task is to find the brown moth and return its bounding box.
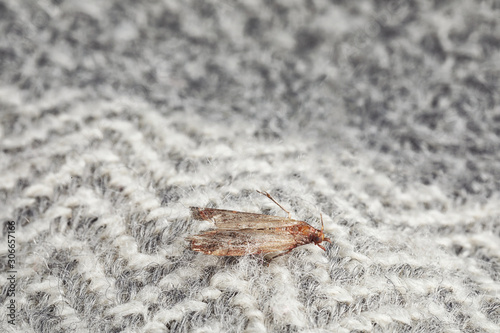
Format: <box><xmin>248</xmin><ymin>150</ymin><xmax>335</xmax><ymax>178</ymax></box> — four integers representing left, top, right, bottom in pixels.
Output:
<box><xmin>188</xmin><ymin>191</ymin><xmax>331</xmax><ymax>262</ymax></box>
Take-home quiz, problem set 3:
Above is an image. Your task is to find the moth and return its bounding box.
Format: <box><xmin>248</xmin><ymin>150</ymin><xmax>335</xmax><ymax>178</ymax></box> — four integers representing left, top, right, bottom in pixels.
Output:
<box><xmin>188</xmin><ymin>191</ymin><xmax>331</xmax><ymax>262</ymax></box>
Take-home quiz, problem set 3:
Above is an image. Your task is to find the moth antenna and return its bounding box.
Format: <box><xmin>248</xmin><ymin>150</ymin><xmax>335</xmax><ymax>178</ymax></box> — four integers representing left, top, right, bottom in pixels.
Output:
<box><xmin>256</xmin><ymin>190</ymin><xmax>292</xmax><ymax>220</ymax></box>
<box><xmin>320</xmin><ymin>213</ymin><xmax>324</xmax><ymax>233</ymax></box>
<box><xmin>320</xmin><ymin>213</ymin><xmax>331</xmax><ymax>244</ymax></box>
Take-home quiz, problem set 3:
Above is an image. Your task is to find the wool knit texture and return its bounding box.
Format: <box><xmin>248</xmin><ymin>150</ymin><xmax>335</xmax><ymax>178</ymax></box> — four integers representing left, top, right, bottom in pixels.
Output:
<box><xmin>1</xmin><ymin>0</ymin><xmax>500</xmax><ymax>332</ymax></box>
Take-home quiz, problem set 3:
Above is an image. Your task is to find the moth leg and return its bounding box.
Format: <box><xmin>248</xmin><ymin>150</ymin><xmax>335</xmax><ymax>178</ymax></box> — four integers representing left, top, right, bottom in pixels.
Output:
<box><xmin>317</xmin><ymin>244</ymin><xmax>326</xmax><ymax>251</ymax></box>
<box><xmin>257</xmin><ymin>190</ymin><xmax>292</xmax><ymax>220</ymax></box>
<box><xmin>263</xmin><ymin>248</ymin><xmax>295</xmax><ymax>264</ymax></box>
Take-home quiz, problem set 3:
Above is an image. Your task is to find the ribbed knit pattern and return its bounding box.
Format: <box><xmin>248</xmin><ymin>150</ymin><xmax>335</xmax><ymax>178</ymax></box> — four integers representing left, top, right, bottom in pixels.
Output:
<box><xmin>1</xmin><ymin>1</ymin><xmax>499</xmax><ymax>332</ymax></box>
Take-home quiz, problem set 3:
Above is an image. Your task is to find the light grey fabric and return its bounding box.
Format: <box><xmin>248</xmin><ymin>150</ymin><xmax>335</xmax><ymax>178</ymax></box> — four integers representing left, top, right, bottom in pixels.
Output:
<box><xmin>1</xmin><ymin>0</ymin><xmax>499</xmax><ymax>332</ymax></box>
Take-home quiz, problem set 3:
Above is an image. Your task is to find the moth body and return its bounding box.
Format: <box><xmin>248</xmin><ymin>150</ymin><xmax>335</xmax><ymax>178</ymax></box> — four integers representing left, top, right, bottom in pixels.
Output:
<box><xmin>188</xmin><ymin>192</ymin><xmax>331</xmax><ymax>261</ymax></box>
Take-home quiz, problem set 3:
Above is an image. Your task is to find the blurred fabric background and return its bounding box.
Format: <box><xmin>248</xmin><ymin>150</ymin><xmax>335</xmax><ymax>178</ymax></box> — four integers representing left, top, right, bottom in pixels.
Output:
<box><xmin>1</xmin><ymin>0</ymin><xmax>499</xmax><ymax>332</ymax></box>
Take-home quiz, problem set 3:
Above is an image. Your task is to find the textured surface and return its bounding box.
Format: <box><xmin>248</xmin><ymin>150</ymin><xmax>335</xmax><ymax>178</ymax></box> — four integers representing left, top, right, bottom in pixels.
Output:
<box><xmin>1</xmin><ymin>0</ymin><xmax>500</xmax><ymax>332</ymax></box>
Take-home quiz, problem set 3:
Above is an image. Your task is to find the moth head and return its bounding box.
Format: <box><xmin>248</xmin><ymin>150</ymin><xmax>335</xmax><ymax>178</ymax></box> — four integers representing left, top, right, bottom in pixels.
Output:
<box><xmin>313</xmin><ymin>213</ymin><xmax>331</xmax><ymax>251</ymax></box>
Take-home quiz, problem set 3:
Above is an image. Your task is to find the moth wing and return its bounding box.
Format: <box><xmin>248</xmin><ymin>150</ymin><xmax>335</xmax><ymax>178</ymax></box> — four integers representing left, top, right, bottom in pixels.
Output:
<box><xmin>189</xmin><ymin>229</ymin><xmax>298</xmax><ymax>256</ymax></box>
<box><xmin>190</xmin><ymin>207</ymin><xmax>301</xmax><ymax>229</ymax></box>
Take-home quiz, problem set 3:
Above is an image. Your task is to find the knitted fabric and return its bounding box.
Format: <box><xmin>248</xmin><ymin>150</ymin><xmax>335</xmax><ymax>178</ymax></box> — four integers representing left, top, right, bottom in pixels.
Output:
<box><xmin>1</xmin><ymin>1</ymin><xmax>499</xmax><ymax>332</ymax></box>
